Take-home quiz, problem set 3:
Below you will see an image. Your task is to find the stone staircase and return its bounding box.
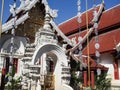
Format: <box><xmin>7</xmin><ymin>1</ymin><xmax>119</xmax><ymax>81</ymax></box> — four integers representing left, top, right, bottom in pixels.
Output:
<box><xmin>21</xmin><ymin>43</ymin><xmax>42</xmax><ymax>89</ymax></box>
<box><xmin>23</xmin><ymin>43</ymin><xmax>36</xmax><ymax>63</ymax></box>
<box><xmin>61</xmin><ymin>66</ymin><xmax>71</xmax><ymax>85</ymax></box>
<box><xmin>23</xmin><ymin>43</ymin><xmax>44</xmax><ymax>76</ymax></box>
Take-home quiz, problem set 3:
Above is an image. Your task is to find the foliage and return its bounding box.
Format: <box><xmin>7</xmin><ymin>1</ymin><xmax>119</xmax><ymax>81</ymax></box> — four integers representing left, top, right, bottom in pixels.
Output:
<box><xmin>5</xmin><ymin>65</ymin><xmax>22</xmax><ymax>90</ymax></box>
<box><xmin>70</xmin><ymin>62</ymin><xmax>83</xmax><ymax>89</ymax></box>
<box><xmin>70</xmin><ymin>59</ymin><xmax>111</xmax><ymax>90</ymax></box>
<box><xmin>94</xmin><ymin>73</ymin><xmax>111</xmax><ymax>90</ymax></box>
<box><xmin>5</xmin><ymin>76</ymin><xmax>22</xmax><ymax>90</ymax></box>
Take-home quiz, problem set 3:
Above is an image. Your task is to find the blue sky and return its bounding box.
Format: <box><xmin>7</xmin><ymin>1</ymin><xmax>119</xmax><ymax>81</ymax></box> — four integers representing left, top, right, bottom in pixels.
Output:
<box><xmin>0</xmin><ymin>0</ymin><xmax>120</xmax><ymax>24</ymax></box>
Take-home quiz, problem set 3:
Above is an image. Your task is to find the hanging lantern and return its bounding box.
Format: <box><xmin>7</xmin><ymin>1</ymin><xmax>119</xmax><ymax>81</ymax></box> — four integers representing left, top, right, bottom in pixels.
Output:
<box><xmin>97</xmin><ymin>68</ymin><xmax>101</xmax><ymax>75</ymax></box>
<box><xmin>77</xmin><ymin>0</ymin><xmax>83</xmax><ymax>61</ymax></box>
<box><xmin>77</xmin><ymin>0</ymin><xmax>82</xmax><ymax>24</ymax></box>
<box><xmin>93</xmin><ymin>1</ymin><xmax>100</xmax><ymax>63</ymax></box>
<box><xmin>95</xmin><ymin>43</ymin><xmax>100</xmax><ymax>49</ymax></box>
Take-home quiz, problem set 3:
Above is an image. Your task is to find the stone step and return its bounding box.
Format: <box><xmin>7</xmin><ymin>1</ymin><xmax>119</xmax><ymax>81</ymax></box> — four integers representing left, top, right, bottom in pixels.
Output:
<box><xmin>23</xmin><ymin>64</ymin><xmax>29</xmax><ymax>69</ymax></box>
<box><xmin>29</xmin><ymin>65</ymin><xmax>41</xmax><ymax>68</ymax></box>
<box><xmin>22</xmin><ymin>59</ymin><xmax>32</xmax><ymax>64</ymax></box>
<box><xmin>24</xmin><ymin>52</ymin><xmax>34</xmax><ymax>56</ymax></box>
<box><xmin>29</xmin><ymin>73</ymin><xmax>41</xmax><ymax>77</ymax></box>
<box><xmin>23</xmin><ymin>57</ymin><xmax>32</xmax><ymax>60</ymax></box>
<box><xmin>25</xmin><ymin>47</ymin><xmax>35</xmax><ymax>52</ymax></box>
<box><xmin>26</xmin><ymin>43</ymin><xmax>36</xmax><ymax>48</ymax></box>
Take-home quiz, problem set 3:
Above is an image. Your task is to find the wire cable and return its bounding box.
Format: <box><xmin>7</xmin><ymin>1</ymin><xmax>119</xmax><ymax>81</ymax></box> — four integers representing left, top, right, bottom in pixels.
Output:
<box><xmin>86</xmin><ymin>0</ymin><xmax>91</xmax><ymax>87</ymax></box>
<box><xmin>0</xmin><ymin>0</ymin><xmax>4</xmax><ymax>37</ymax></box>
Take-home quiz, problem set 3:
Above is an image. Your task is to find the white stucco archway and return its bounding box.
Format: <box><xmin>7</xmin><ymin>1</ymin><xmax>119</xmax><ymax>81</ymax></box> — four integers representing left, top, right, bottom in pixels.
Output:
<box><xmin>32</xmin><ymin>44</ymin><xmax>68</xmax><ymax>66</ymax></box>
<box><xmin>31</xmin><ymin>44</ymin><xmax>73</xmax><ymax>90</ymax></box>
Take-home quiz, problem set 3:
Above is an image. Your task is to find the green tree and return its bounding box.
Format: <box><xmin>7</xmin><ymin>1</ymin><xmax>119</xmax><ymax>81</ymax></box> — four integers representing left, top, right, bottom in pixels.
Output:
<box><xmin>94</xmin><ymin>73</ymin><xmax>111</xmax><ymax>90</ymax></box>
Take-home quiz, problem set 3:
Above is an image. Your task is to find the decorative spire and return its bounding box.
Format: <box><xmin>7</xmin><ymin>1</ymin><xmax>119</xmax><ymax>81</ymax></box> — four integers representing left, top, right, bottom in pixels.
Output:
<box><xmin>42</xmin><ymin>0</ymin><xmax>55</xmax><ymax>35</ymax></box>
<box><xmin>20</xmin><ymin>0</ymin><xmax>25</xmax><ymax>7</ymax></box>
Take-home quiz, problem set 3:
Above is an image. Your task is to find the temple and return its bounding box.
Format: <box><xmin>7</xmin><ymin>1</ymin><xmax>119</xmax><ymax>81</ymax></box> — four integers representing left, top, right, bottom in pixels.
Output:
<box><xmin>0</xmin><ymin>0</ymin><xmax>120</xmax><ymax>90</ymax></box>
<box><xmin>59</xmin><ymin>3</ymin><xmax>120</xmax><ymax>89</ymax></box>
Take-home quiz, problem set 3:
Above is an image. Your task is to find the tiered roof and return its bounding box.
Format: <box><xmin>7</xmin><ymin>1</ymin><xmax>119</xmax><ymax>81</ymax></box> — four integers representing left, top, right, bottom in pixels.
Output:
<box><xmin>2</xmin><ymin>0</ymin><xmax>43</xmax><ymax>33</ymax></box>
<box><xmin>58</xmin><ymin>4</ymin><xmax>120</xmax><ymax>70</ymax></box>
<box><xmin>59</xmin><ymin>4</ymin><xmax>120</xmax><ymax>54</ymax></box>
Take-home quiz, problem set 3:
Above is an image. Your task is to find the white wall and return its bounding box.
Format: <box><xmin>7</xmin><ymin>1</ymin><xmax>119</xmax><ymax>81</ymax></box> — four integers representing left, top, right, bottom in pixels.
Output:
<box><xmin>100</xmin><ymin>53</ymin><xmax>120</xmax><ymax>89</ymax></box>
<box><xmin>100</xmin><ymin>53</ymin><xmax>114</xmax><ymax>79</ymax></box>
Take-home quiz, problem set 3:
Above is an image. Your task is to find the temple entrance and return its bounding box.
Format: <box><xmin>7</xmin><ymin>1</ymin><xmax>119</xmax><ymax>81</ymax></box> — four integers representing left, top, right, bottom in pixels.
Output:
<box><xmin>45</xmin><ymin>52</ymin><xmax>57</xmax><ymax>90</ymax></box>
<box><xmin>46</xmin><ymin>52</ymin><xmax>57</xmax><ymax>74</ymax></box>
<box><xmin>38</xmin><ymin>52</ymin><xmax>57</xmax><ymax>90</ymax></box>
<box><xmin>32</xmin><ymin>44</ymin><xmax>69</xmax><ymax>90</ymax></box>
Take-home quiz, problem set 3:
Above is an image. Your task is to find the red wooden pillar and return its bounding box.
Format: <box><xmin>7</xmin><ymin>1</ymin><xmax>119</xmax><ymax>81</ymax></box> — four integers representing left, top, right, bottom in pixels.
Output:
<box><xmin>13</xmin><ymin>58</ymin><xmax>18</xmax><ymax>73</ymax></box>
<box><xmin>46</xmin><ymin>88</ymin><xmax>49</xmax><ymax>90</ymax></box>
<box><xmin>0</xmin><ymin>68</ymin><xmax>6</xmax><ymax>90</ymax></box>
<box><xmin>83</xmin><ymin>71</ymin><xmax>87</xmax><ymax>87</ymax></box>
<box><xmin>91</xmin><ymin>71</ymin><xmax>95</xmax><ymax>88</ymax></box>
<box><xmin>6</xmin><ymin>57</ymin><xmax>10</xmax><ymax>73</ymax></box>
<box><xmin>1</xmin><ymin>57</ymin><xmax>9</xmax><ymax>90</ymax></box>
<box><xmin>113</xmin><ymin>59</ymin><xmax>119</xmax><ymax>80</ymax></box>
<box><xmin>50</xmin><ymin>61</ymin><xmax>54</xmax><ymax>73</ymax></box>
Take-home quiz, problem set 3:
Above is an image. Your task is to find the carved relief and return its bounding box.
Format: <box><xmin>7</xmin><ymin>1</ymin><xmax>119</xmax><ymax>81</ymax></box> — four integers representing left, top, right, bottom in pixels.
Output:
<box><xmin>15</xmin><ymin>3</ymin><xmax>45</xmax><ymax>43</ymax></box>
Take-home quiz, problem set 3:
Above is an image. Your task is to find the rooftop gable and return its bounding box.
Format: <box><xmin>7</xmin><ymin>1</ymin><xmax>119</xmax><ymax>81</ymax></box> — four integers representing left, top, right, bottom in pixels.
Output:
<box><xmin>59</xmin><ymin>4</ymin><xmax>120</xmax><ymax>35</ymax></box>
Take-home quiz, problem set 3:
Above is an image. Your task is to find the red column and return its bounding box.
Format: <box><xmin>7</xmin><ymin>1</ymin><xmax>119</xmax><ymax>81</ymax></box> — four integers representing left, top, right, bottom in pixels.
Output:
<box><xmin>91</xmin><ymin>71</ymin><xmax>95</xmax><ymax>88</ymax></box>
<box><xmin>50</xmin><ymin>61</ymin><xmax>54</xmax><ymax>73</ymax></box>
<box><xmin>1</xmin><ymin>57</ymin><xmax>9</xmax><ymax>90</ymax></box>
<box><xmin>46</xmin><ymin>88</ymin><xmax>49</xmax><ymax>90</ymax></box>
<box><xmin>2</xmin><ymin>68</ymin><xmax>6</xmax><ymax>75</ymax></box>
<box><xmin>0</xmin><ymin>68</ymin><xmax>6</xmax><ymax>90</ymax></box>
<box><xmin>113</xmin><ymin>59</ymin><xmax>119</xmax><ymax>80</ymax></box>
<box><xmin>83</xmin><ymin>71</ymin><xmax>87</xmax><ymax>87</ymax></box>
<box><xmin>13</xmin><ymin>58</ymin><xmax>18</xmax><ymax>73</ymax></box>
